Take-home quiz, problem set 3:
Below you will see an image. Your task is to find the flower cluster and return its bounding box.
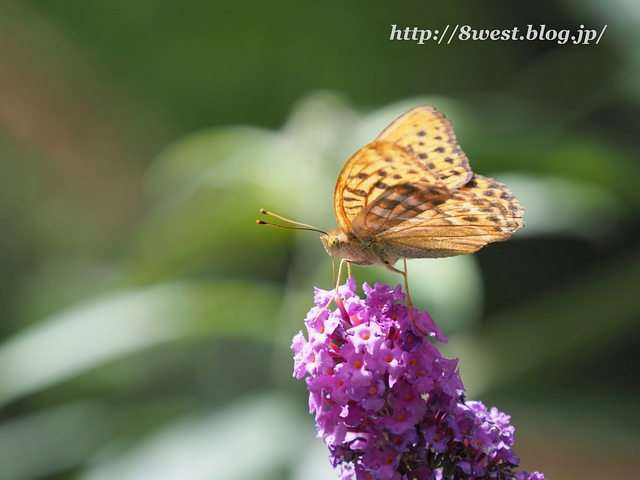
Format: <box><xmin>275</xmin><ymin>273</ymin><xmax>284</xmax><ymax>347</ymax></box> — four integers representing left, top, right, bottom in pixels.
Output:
<box><xmin>291</xmin><ymin>278</ymin><xmax>544</xmax><ymax>480</ymax></box>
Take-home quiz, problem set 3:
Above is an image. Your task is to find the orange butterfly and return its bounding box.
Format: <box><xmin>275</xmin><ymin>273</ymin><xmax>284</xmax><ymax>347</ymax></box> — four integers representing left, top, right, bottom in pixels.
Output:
<box><xmin>259</xmin><ymin>106</ymin><xmax>524</xmax><ymax>304</ymax></box>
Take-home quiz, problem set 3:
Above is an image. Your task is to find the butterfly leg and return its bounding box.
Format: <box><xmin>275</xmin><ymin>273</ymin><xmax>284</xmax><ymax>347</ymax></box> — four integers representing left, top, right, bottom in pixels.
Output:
<box><xmin>334</xmin><ymin>257</ymin><xmax>349</xmax><ymax>292</ymax></box>
<box><xmin>401</xmin><ymin>259</ymin><xmax>413</xmax><ymax>308</ymax></box>
<box><xmin>317</xmin><ymin>258</ymin><xmax>371</xmax><ymax>321</ymax></box>
<box><xmin>383</xmin><ymin>259</ymin><xmax>414</xmax><ymax>308</ymax></box>
<box><xmin>384</xmin><ymin>260</ymin><xmax>432</xmax><ymax>335</ymax></box>
<box><xmin>316</xmin><ymin>258</ymin><xmax>352</xmax><ymax>321</ymax></box>
<box><xmin>330</xmin><ymin>258</ymin><xmax>351</xmax><ymax>292</ymax></box>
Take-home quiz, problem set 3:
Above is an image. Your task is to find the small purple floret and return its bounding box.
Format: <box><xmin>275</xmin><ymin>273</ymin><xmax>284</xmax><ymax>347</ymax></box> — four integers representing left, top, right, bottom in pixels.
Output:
<box><xmin>292</xmin><ymin>279</ymin><xmax>544</xmax><ymax>480</ymax></box>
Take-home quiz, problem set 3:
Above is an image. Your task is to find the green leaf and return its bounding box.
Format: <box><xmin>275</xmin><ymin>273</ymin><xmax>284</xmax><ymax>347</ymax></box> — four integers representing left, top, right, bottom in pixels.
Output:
<box><xmin>145</xmin><ymin>126</ymin><xmax>277</xmax><ymax>200</ymax></box>
<box><xmin>0</xmin><ymin>281</ymin><xmax>281</xmax><ymax>406</ymax></box>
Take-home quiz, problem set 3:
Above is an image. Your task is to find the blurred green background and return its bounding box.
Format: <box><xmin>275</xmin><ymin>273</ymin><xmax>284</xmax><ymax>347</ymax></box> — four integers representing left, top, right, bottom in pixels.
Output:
<box><xmin>0</xmin><ymin>1</ymin><xmax>638</xmax><ymax>479</ymax></box>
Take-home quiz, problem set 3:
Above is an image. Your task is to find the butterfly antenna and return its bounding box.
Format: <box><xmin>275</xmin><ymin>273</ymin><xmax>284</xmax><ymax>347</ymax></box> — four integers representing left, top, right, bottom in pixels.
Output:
<box><xmin>256</xmin><ymin>209</ymin><xmax>328</xmax><ymax>235</ymax></box>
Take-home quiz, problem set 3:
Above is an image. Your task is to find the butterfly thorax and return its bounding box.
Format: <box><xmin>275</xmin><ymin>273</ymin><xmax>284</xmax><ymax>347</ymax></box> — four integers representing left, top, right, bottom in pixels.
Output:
<box><xmin>320</xmin><ymin>230</ymin><xmax>400</xmax><ymax>267</ymax></box>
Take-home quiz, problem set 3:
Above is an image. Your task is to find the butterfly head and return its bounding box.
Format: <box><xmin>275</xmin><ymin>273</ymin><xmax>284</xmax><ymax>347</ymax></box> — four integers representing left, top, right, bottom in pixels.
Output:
<box><xmin>320</xmin><ymin>231</ymin><xmax>343</xmax><ymax>258</ymax></box>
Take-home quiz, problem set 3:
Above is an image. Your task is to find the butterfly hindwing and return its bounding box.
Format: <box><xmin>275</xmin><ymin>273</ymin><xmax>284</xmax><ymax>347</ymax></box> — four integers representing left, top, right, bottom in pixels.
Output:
<box><xmin>459</xmin><ymin>173</ymin><xmax>525</xmax><ymax>219</ymax></box>
<box><xmin>357</xmin><ymin>175</ymin><xmax>523</xmax><ymax>258</ymax></box>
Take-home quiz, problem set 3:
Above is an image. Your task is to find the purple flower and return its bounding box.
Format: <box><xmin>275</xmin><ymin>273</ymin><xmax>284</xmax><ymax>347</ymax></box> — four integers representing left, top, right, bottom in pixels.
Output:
<box><xmin>292</xmin><ymin>280</ymin><xmax>545</xmax><ymax>480</ymax></box>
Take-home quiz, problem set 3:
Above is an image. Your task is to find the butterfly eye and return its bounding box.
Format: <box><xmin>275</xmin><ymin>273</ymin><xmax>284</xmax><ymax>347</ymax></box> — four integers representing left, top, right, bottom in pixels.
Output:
<box><xmin>320</xmin><ymin>233</ymin><xmax>341</xmax><ymax>257</ymax></box>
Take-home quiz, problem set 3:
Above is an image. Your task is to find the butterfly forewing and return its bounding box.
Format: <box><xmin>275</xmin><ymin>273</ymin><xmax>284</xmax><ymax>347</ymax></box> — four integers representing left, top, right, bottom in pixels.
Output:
<box><xmin>334</xmin><ymin>140</ymin><xmax>445</xmax><ymax>235</ymax></box>
<box><xmin>376</xmin><ymin>106</ymin><xmax>472</xmax><ymax>190</ymax></box>
<box><xmin>351</xmin><ymin>182</ymin><xmax>452</xmax><ymax>233</ymax></box>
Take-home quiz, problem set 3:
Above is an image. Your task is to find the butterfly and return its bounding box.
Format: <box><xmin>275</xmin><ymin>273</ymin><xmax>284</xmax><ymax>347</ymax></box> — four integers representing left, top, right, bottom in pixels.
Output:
<box><xmin>259</xmin><ymin>106</ymin><xmax>524</xmax><ymax>304</ymax></box>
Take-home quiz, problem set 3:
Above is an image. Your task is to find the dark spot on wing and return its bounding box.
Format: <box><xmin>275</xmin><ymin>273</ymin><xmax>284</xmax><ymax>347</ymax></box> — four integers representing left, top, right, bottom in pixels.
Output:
<box><xmin>378</xmin><ymin>198</ymin><xmax>399</xmax><ymax>210</ymax></box>
<box><xmin>487</xmin><ymin>216</ymin><xmax>500</xmax><ymax>223</ymax></box>
<box><xmin>434</xmin><ymin>135</ymin><xmax>442</xmax><ymax>140</ymax></box>
<box><xmin>444</xmin><ymin>157</ymin><xmax>453</xmax><ymax>163</ymax></box>
<box><xmin>347</xmin><ymin>188</ymin><xmax>367</xmax><ymax>197</ymax></box>
<box><xmin>417</xmin><ymin>153</ymin><xmax>428</xmax><ymax>159</ymax></box>
<box><xmin>357</xmin><ymin>173</ymin><xmax>368</xmax><ymax>179</ymax></box>
<box><xmin>375</xmin><ymin>181</ymin><xmax>388</xmax><ymax>189</ymax></box>
<box><xmin>483</xmin><ymin>190</ymin><xmax>495</xmax><ymax>197</ymax></box>
<box><xmin>395</xmin><ymin>184</ymin><xmax>420</xmax><ymax>196</ymax></box>
<box><xmin>377</xmin><ymin>170</ymin><xmax>388</xmax><ymax>177</ymax></box>
<box><xmin>407</xmin><ymin>169</ymin><xmax>418</xmax><ymax>174</ymax></box>
<box><xmin>417</xmin><ymin>131</ymin><xmax>426</xmax><ymax>137</ymax></box>
<box><xmin>466</xmin><ymin>180</ymin><xmax>478</xmax><ymax>188</ymax></box>
<box><xmin>384</xmin><ymin>157</ymin><xmax>393</xmax><ymax>163</ymax></box>
<box><xmin>435</xmin><ymin>147</ymin><xmax>445</xmax><ymax>153</ymax></box>
<box><xmin>393</xmin><ymin>174</ymin><xmax>402</xmax><ymax>179</ymax></box>
<box><xmin>427</xmin><ymin>162</ymin><xmax>436</xmax><ymax>169</ymax></box>
<box><xmin>431</xmin><ymin>198</ymin><xmax>445</xmax><ymax>206</ymax></box>
<box><xmin>462</xmin><ymin>216</ymin><xmax>479</xmax><ymax>222</ymax></box>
